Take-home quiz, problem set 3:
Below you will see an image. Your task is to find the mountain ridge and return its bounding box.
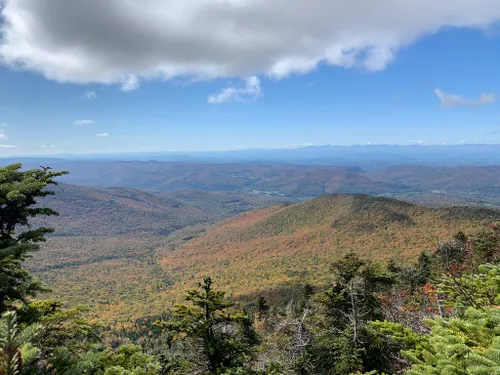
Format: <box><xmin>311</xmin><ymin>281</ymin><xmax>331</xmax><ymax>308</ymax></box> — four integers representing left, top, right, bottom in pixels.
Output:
<box><xmin>157</xmin><ymin>194</ymin><xmax>500</xmax><ymax>307</ymax></box>
<box><xmin>34</xmin><ymin>183</ymin><xmax>287</xmax><ymax>236</ymax></box>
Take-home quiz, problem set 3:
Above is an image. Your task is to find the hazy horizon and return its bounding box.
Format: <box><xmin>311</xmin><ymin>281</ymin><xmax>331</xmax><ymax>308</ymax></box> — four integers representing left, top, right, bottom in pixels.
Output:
<box><xmin>4</xmin><ymin>142</ymin><xmax>500</xmax><ymax>159</ymax></box>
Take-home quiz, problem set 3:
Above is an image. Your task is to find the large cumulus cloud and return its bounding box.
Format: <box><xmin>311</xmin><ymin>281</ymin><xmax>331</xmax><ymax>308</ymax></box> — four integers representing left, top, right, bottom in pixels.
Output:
<box><xmin>1</xmin><ymin>0</ymin><xmax>500</xmax><ymax>88</ymax></box>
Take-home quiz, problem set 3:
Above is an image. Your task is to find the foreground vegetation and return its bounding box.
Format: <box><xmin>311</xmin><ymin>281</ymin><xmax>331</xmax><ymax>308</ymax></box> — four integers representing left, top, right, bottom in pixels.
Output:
<box><xmin>1</xmin><ymin>163</ymin><xmax>499</xmax><ymax>374</ymax></box>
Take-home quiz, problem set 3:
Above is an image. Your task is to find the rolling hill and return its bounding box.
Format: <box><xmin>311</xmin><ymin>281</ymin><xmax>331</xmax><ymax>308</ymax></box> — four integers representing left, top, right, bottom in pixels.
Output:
<box><xmin>34</xmin><ymin>183</ymin><xmax>287</xmax><ymax>236</ymax></box>
<box><xmin>12</xmin><ymin>159</ymin><xmax>500</xmax><ymax>206</ymax></box>
<box><xmin>52</xmin><ymin>161</ymin><xmax>412</xmax><ymax>196</ymax></box>
<box><xmin>369</xmin><ymin>165</ymin><xmax>500</xmax><ymax>193</ymax></box>
<box><xmin>34</xmin><ymin>183</ymin><xmax>212</xmax><ymax>236</ymax></box>
<box><xmin>29</xmin><ymin>193</ymin><xmax>500</xmax><ymax>323</ymax></box>
<box><xmin>156</xmin><ymin>195</ymin><xmax>500</xmax><ymax>306</ymax></box>
<box><xmin>27</xmin><ymin>183</ymin><xmax>287</xmax><ymax>322</ymax></box>
<box><xmin>158</xmin><ymin>190</ymin><xmax>293</xmax><ymax>217</ymax></box>
<box><xmin>22</xmin><ymin>161</ymin><xmax>499</xmax><ymax>206</ymax></box>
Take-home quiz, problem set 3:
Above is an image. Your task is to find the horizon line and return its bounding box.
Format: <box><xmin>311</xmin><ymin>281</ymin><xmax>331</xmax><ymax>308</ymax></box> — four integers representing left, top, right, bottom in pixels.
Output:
<box><xmin>2</xmin><ymin>142</ymin><xmax>500</xmax><ymax>159</ymax></box>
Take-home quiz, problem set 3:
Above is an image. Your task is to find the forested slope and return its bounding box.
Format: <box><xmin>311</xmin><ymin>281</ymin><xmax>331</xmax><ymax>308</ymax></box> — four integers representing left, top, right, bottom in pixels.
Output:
<box><xmin>33</xmin><ymin>183</ymin><xmax>287</xmax><ymax>236</ymax></box>
<box><xmin>27</xmin><ymin>182</ymin><xmax>500</xmax><ymax>322</ymax></box>
<box><xmin>158</xmin><ymin>195</ymin><xmax>500</xmax><ymax>304</ymax></box>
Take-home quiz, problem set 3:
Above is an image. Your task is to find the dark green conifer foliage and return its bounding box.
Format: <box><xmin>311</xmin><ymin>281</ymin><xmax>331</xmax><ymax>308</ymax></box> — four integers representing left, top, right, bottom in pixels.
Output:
<box><xmin>156</xmin><ymin>277</ymin><xmax>258</xmax><ymax>374</ymax></box>
<box><xmin>257</xmin><ymin>295</ymin><xmax>270</xmax><ymax>320</ymax></box>
<box><xmin>414</xmin><ymin>252</ymin><xmax>433</xmax><ymax>287</ymax></box>
<box><xmin>404</xmin><ymin>307</ymin><xmax>500</xmax><ymax>375</ymax></box>
<box><xmin>470</xmin><ymin>223</ymin><xmax>500</xmax><ymax>263</ymax></box>
<box><xmin>301</xmin><ymin>253</ymin><xmax>395</xmax><ymax>375</ymax></box>
<box><xmin>0</xmin><ymin>311</ymin><xmax>41</xmax><ymax>375</ymax></box>
<box><xmin>0</xmin><ymin>163</ymin><xmax>67</xmax><ymax>313</ymax></box>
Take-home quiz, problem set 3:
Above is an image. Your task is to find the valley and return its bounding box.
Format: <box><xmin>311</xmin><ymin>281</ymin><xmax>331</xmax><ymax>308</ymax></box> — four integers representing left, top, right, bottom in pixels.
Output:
<box><xmin>27</xmin><ymin>176</ymin><xmax>500</xmax><ymax>323</ymax></box>
<box><xmin>7</xmin><ymin>159</ymin><xmax>497</xmax><ymax>323</ymax></box>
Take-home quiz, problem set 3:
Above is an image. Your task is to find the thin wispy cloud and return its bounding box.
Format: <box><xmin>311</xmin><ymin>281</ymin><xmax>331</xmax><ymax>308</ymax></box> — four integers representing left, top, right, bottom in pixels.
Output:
<box><xmin>81</xmin><ymin>90</ymin><xmax>97</xmax><ymax>99</ymax></box>
<box><xmin>74</xmin><ymin>119</ymin><xmax>95</xmax><ymax>125</ymax></box>
<box><xmin>1</xmin><ymin>1</ymin><xmax>500</xmax><ymax>89</ymax></box>
<box><xmin>0</xmin><ymin>144</ymin><xmax>16</xmax><ymax>148</ymax></box>
<box><xmin>121</xmin><ymin>75</ymin><xmax>139</xmax><ymax>92</ymax></box>
<box><xmin>208</xmin><ymin>77</ymin><xmax>261</xmax><ymax>104</ymax></box>
<box><xmin>96</xmin><ymin>132</ymin><xmax>109</xmax><ymax>137</ymax></box>
<box><xmin>435</xmin><ymin>88</ymin><xmax>496</xmax><ymax>109</ymax></box>
<box><xmin>281</xmin><ymin>143</ymin><xmax>316</xmax><ymax>149</ymax></box>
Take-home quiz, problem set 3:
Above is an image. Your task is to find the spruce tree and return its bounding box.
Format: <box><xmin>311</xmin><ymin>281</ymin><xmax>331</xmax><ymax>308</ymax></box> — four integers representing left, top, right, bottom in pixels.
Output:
<box><xmin>305</xmin><ymin>253</ymin><xmax>395</xmax><ymax>374</ymax></box>
<box><xmin>404</xmin><ymin>307</ymin><xmax>500</xmax><ymax>375</ymax></box>
<box><xmin>0</xmin><ymin>163</ymin><xmax>67</xmax><ymax>313</ymax></box>
<box><xmin>0</xmin><ymin>311</ymin><xmax>41</xmax><ymax>375</ymax></box>
<box><xmin>156</xmin><ymin>277</ymin><xmax>258</xmax><ymax>374</ymax></box>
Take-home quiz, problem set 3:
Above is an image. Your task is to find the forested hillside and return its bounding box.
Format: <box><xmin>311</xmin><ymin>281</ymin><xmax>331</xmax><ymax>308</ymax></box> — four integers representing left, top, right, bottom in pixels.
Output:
<box><xmin>157</xmin><ymin>194</ymin><xmax>500</xmax><ymax>306</ymax></box>
<box><xmin>33</xmin><ymin>183</ymin><xmax>286</xmax><ymax>236</ymax></box>
<box><xmin>29</xmin><ymin>191</ymin><xmax>500</xmax><ymax>322</ymax></box>
<box><xmin>47</xmin><ymin>160</ymin><xmax>500</xmax><ymax>206</ymax></box>
<box><xmin>56</xmin><ymin>161</ymin><xmax>380</xmax><ymax>195</ymax></box>
<box><xmin>368</xmin><ymin>165</ymin><xmax>500</xmax><ymax>192</ymax></box>
<box><xmin>26</xmin><ymin>183</ymin><xmax>286</xmax><ymax>321</ymax></box>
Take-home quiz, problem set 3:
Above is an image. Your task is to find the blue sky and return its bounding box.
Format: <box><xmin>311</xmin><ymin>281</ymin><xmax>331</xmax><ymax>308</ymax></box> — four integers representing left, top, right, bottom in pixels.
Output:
<box><xmin>0</xmin><ymin>1</ymin><xmax>499</xmax><ymax>156</ymax></box>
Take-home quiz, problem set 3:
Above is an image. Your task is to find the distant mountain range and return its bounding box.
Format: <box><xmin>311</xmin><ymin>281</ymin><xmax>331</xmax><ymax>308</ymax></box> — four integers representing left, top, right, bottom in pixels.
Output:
<box><xmin>5</xmin><ymin>144</ymin><xmax>500</xmax><ymax>169</ymax></box>
<box><xmin>49</xmin><ymin>161</ymin><xmax>408</xmax><ymax>196</ymax></box>
<box><xmin>17</xmin><ymin>160</ymin><xmax>498</xmax><ymax>207</ymax></box>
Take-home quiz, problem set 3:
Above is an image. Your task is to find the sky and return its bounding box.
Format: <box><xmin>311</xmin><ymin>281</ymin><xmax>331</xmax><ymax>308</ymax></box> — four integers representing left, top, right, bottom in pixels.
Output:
<box><xmin>0</xmin><ymin>0</ymin><xmax>500</xmax><ymax>156</ymax></box>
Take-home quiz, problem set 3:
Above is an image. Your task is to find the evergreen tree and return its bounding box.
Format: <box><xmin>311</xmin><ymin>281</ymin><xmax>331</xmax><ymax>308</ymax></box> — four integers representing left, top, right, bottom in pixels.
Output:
<box><xmin>0</xmin><ymin>311</ymin><xmax>41</xmax><ymax>375</ymax></box>
<box><xmin>75</xmin><ymin>344</ymin><xmax>160</xmax><ymax>375</ymax></box>
<box><xmin>156</xmin><ymin>277</ymin><xmax>258</xmax><ymax>374</ymax></box>
<box><xmin>404</xmin><ymin>307</ymin><xmax>500</xmax><ymax>375</ymax></box>
<box><xmin>436</xmin><ymin>233</ymin><xmax>468</xmax><ymax>271</ymax></box>
<box><xmin>396</xmin><ymin>251</ymin><xmax>437</xmax><ymax>294</ymax></box>
<box><xmin>469</xmin><ymin>223</ymin><xmax>500</xmax><ymax>263</ymax></box>
<box><xmin>301</xmin><ymin>253</ymin><xmax>395</xmax><ymax>374</ymax></box>
<box><xmin>414</xmin><ymin>252</ymin><xmax>433</xmax><ymax>287</ymax></box>
<box><xmin>257</xmin><ymin>296</ymin><xmax>270</xmax><ymax>320</ymax></box>
<box><xmin>437</xmin><ymin>263</ymin><xmax>500</xmax><ymax>311</ymax></box>
<box><xmin>0</xmin><ymin>163</ymin><xmax>67</xmax><ymax>313</ymax></box>
<box><xmin>20</xmin><ymin>300</ymin><xmax>100</xmax><ymax>371</ymax></box>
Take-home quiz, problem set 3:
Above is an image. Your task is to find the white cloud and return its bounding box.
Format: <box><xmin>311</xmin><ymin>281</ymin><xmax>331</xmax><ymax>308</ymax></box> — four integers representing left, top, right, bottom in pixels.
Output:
<box><xmin>50</xmin><ymin>145</ymin><xmax>56</xmax><ymax>148</ymax></box>
<box><xmin>96</xmin><ymin>132</ymin><xmax>109</xmax><ymax>137</ymax></box>
<box><xmin>0</xmin><ymin>144</ymin><xmax>16</xmax><ymax>148</ymax></box>
<box><xmin>435</xmin><ymin>88</ymin><xmax>496</xmax><ymax>108</ymax></box>
<box><xmin>81</xmin><ymin>90</ymin><xmax>97</xmax><ymax>99</ymax></box>
<box><xmin>74</xmin><ymin>119</ymin><xmax>94</xmax><ymax>125</ymax></box>
<box><xmin>281</xmin><ymin>143</ymin><xmax>315</xmax><ymax>149</ymax></box>
<box><xmin>120</xmin><ymin>75</ymin><xmax>139</xmax><ymax>92</ymax></box>
<box><xmin>1</xmin><ymin>1</ymin><xmax>500</xmax><ymax>88</ymax></box>
<box><xmin>208</xmin><ymin>76</ymin><xmax>261</xmax><ymax>104</ymax></box>
<box><xmin>0</xmin><ymin>131</ymin><xmax>8</xmax><ymax>140</ymax></box>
